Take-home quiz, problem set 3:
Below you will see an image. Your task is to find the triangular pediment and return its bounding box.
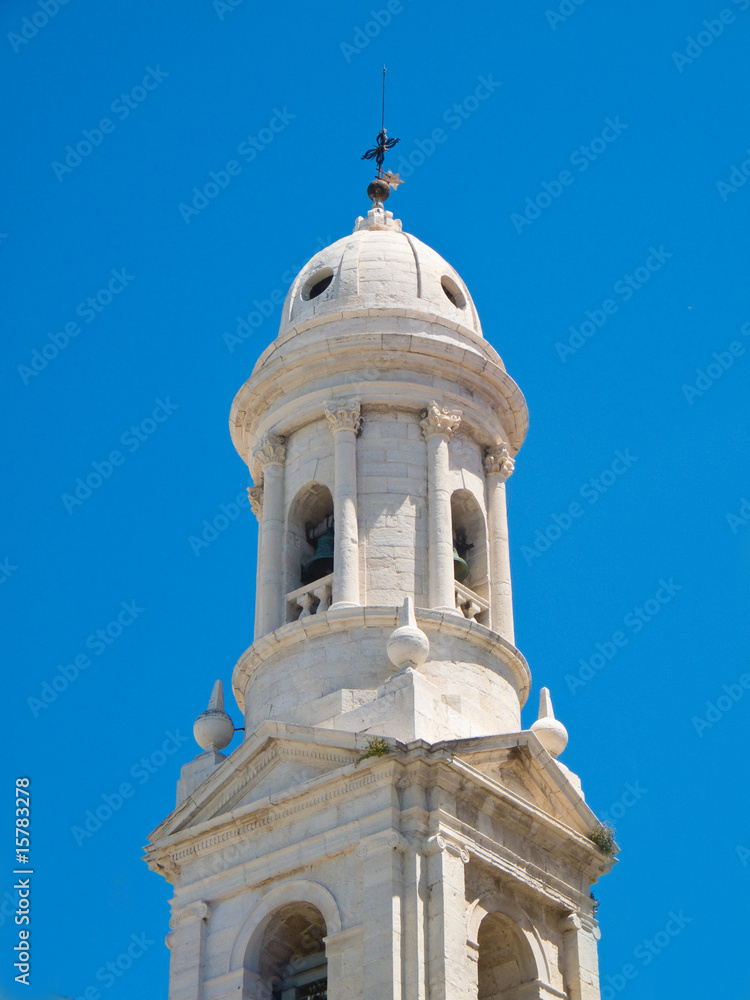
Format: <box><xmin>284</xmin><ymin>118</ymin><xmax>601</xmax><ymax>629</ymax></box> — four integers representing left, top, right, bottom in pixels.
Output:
<box><xmin>148</xmin><ymin>722</ymin><xmax>360</xmax><ymax>843</ymax></box>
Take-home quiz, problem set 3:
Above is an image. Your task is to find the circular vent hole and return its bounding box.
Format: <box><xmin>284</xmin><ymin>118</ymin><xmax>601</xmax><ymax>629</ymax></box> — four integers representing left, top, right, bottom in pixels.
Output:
<box><xmin>302</xmin><ymin>269</ymin><xmax>333</xmax><ymax>301</ymax></box>
<box><xmin>441</xmin><ymin>276</ymin><xmax>466</xmax><ymax>308</ymax></box>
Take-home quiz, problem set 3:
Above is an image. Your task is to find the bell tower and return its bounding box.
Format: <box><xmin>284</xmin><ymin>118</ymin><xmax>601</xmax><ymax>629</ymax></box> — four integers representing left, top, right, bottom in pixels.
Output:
<box><xmin>144</xmin><ymin>188</ymin><xmax>616</xmax><ymax>1000</ymax></box>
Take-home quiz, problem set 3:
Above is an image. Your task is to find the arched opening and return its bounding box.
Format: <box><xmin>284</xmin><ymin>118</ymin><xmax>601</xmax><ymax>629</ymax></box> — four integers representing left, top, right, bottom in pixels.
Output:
<box><xmin>477</xmin><ymin>911</ymin><xmax>536</xmax><ymax>1000</ymax></box>
<box><xmin>451</xmin><ymin>489</ymin><xmax>489</xmax><ymax>624</ymax></box>
<box><xmin>285</xmin><ymin>483</ymin><xmax>334</xmax><ymax>621</ymax></box>
<box><xmin>253</xmin><ymin>902</ymin><xmax>328</xmax><ymax>999</ymax></box>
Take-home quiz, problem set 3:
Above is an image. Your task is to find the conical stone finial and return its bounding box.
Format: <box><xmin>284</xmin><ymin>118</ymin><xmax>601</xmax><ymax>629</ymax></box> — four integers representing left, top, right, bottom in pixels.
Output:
<box><xmin>193</xmin><ymin>680</ymin><xmax>235</xmax><ymax>752</ymax></box>
<box><xmin>530</xmin><ymin>687</ymin><xmax>568</xmax><ymax>758</ymax></box>
<box><xmin>386</xmin><ymin>596</ymin><xmax>430</xmax><ymax>670</ymax></box>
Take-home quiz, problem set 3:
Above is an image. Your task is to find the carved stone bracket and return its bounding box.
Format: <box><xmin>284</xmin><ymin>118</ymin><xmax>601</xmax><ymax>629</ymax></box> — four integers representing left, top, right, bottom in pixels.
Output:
<box><xmin>484</xmin><ymin>444</ymin><xmax>515</xmax><ymax>480</ymax></box>
<box><xmin>420</xmin><ymin>402</ymin><xmax>463</xmax><ymax>441</ymax></box>
<box><xmin>253</xmin><ymin>433</ymin><xmax>286</xmax><ymax>477</ymax></box>
<box><xmin>423</xmin><ymin>833</ymin><xmax>470</xmax><ymax>863</ymax></box>
<box><xmin>247</xmin><ymin>485</ymin><xmax>264</xmax><ymax>521</ymax></box>
<box><xmin>324</xmin><ymin>398</ymin><xmax>362</xmax><ymax>435</ymax></box>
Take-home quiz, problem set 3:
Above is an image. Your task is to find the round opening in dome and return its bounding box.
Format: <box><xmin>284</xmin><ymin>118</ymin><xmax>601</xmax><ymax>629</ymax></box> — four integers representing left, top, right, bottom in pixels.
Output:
<box><xmin>302</xmin><ymin>269</ymin><xmax>333</xmax><ymax>301</ymax></box>
<box><xmin>441</xmin><ymin>276</ymin><xmax>466</xmax><ymax>309</ymax></box>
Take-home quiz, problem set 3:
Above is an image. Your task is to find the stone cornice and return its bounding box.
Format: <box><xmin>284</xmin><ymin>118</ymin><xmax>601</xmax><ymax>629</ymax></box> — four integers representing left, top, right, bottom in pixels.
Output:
<box><xmin>231</xmin><ymin>606</ymin><xmax>531</xmax><ymax>715</ymax></box>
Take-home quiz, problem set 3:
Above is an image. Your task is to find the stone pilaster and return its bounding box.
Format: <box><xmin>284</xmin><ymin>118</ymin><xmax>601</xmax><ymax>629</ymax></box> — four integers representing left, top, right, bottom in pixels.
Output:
<box><xmin>166</xmin><ymin>901</ymin><xmax>210</xmax><ymax>1000</ymax></box>
<box><xmin>253</xmin><ymin>434</ymin><xmax>286</xmax><ymax>636</ymax></box>
<box><xmin>421</xmin><ymin>403</ymin><xmax>462</xmax><ymax>611</ymax></box>
<box><xmin>560</xmin><ymin>912</ymin><xmax>602</xmax><ymax>1000</ymax></box>
<box><xmin>424</xmin><ymin>834</ymin><xmax>471</xmax><ymax>1000</ymax></box>
<box><xmin>484</xmin><ymin>445</ymin><xmax>516</xmax><ymax>643</ymax></box>
<box><xmin>357</xmin><ymin>831</ymin><xmax>407</xmax><ymax>1000</ymax></box>
<box><xmin>325</xmin><ymin>399</ymin><xmax>362</xmax><ymax>608</ymax></box>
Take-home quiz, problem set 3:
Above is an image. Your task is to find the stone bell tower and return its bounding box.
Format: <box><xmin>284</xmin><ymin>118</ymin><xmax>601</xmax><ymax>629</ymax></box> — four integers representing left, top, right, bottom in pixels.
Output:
<box><xmin>144</xmin><ymin>189</ymin><xmax>615</xmax><ymax>1000</ymax></box>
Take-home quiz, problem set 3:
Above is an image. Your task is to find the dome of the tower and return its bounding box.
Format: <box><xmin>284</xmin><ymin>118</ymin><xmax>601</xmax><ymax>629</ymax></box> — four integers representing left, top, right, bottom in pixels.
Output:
<box><xmin>276</xmin><ymin>209</ymin><xmax>483</xmax><ymax>340</ymax></box>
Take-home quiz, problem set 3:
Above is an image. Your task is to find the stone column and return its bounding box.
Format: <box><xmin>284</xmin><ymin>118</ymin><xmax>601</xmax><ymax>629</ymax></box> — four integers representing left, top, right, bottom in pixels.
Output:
<box><xmin>484</xmin><ymin>445</ymin><xmax>516</xmax><ymax>643</ymax></box>
<box><xmin>560</xmin><ymin>912</ymin><xmax>602</xmax><ymax>1000</ymax></box>
<box><xmin>424</xmin><ymin>834</ymin><xmax>471</xmax><ymax>1000</ymax></box>
<box><xmin>166</xmin><ymin>901</ymin><xmax>210</xmax><ymax>1000</ymax></box>
<box><xmin>357</xmin><ymin>831</ymin><xmax>406</xmax><ymax>1000</ymax></box>
<box><xmin>253</xmin><ymin>434</ymin><xmax>286</xmax><ymax>636</ymax></box>
<box><xmin>420</xmin><ymin>402</ymin><xmax>462</xmax><ymax>612</ymax></box>
<box><xmin>325</xmin><ymin>399</ymin><xmax>362</xmax><ymax>608</ymax></box>
<box><xmin>248</xmin><ymin>486</ymin><xmax>264</xmax><ymax>637</ymax></box>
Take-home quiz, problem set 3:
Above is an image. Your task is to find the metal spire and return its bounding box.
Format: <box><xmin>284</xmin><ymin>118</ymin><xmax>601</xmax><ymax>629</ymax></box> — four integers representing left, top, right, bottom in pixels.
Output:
<box><xmin>361</xmin><ymin>66</ymin><xmax>404</xmax><ymax>203</ymax></box>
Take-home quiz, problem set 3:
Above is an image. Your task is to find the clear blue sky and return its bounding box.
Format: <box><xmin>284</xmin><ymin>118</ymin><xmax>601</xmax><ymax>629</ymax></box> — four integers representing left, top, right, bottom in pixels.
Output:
<box><xmin>3</xmin><ymin>0</ymin><xmax>749</xmax><ymax>997</ymax></box>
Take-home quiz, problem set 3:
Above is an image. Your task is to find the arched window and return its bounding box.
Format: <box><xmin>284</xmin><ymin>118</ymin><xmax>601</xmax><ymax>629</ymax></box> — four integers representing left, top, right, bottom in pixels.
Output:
<box><xmin>258</xmin><ymin>902</ymin><xmax>328</xmax><ymax>1000</ymax></box>
<box><xmin>477</xmin><ymin>911</ymin><xmax>536</xmax><ymax>999</ymax></box>
<box><xmin>451</xmin><ymin>489</ymin><xmax>489</xmax><ymax>623</ymax></box>
<box><xmin>284</xmin><ymin>483</ymin><xmax>334</xmax><ymax>620</ymax></box>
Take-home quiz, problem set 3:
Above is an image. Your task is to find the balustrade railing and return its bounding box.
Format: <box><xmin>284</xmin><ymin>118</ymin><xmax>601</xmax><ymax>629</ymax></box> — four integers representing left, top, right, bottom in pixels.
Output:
<box><xmin>285</xmin><ymin>573</ymin><xmax>334</xmax><ymax>622</ymax></box>
<box><xmin>454</xmin><ymin>580</ymin><xmax>490</xmax><ymax>622</ymax></box>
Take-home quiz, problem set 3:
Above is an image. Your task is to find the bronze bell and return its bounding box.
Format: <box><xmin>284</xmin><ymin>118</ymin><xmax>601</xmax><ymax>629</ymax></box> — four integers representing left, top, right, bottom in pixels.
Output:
<box><xmin>453</xmin><ymin>546</ymin><xmax>470</xmax><ymax>583</ymax></box>
<box><xmin>301</xmin><ymin>526</ymin><xmax>335</xmax><ymax>585</ymax></box>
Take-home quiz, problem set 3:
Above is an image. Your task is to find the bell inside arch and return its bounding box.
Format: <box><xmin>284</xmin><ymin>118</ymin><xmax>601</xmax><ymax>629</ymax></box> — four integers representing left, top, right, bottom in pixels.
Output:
<box><xmin>301</xmin><ymin>525</ymin><xmax>335</xmax><ymax>585</ymax></box>
<box><xmin>453</xmin><ymin>529</ymin><xmax>473</xmax><ymax>583</ymax></box>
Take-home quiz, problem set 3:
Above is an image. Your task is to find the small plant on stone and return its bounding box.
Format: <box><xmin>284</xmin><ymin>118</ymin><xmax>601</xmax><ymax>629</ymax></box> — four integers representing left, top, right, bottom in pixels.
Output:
<box><xmin>356</xmin><ymin>736</ymin><xmax>393</xmax><ymax>765</ymax></box>
<box><xmin>587</xmin><ymin>823</ymin><xmax>618</xmax><ymax>856</ymax></box>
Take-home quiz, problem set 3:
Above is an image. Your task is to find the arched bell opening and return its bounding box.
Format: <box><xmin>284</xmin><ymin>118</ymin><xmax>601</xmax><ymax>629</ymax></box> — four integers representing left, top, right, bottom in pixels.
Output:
<box><xmin>284</xmin><ymin>483</ymin><xmax>335</xmax><ymax>622</ymax></box>
<box><xmin>451</xmin><ymin>489</ymin><xmax>489</xmax><ymax>624</ymax></box>
<box><xmin>476</xmin><ymin>911</ymin><xmax>537</xmax><ymax>1000</ymax></box>
<box><xmin>249</xmin><ymin>901</ymin><xmax>328</xmax><ymax>1000</ymax></box>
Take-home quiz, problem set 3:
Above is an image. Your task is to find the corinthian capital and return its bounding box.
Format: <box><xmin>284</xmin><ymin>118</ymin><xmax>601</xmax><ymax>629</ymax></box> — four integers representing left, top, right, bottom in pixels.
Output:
<box><xmin>253</xmin><ymin>433</ymin><xmax>286</xmax><ymax>474</ymax></box>
<box><xmin>420</xmin><ymin>402</ymin><xmax>462</xmax><ymax>441</ymax></box>
<box><xmin>247</xmin><ymin>486</ymin><xmax>263</xmax><ymax>521</ymax></box>
<box><xmin>484</xmin><ymin>444</ymin><xmax>515</xmax><ymax>480</ymax></box>
<box><xmin>325</xmin><ymin>398</ymin><xmax>362</xmax><ymax>435</ymax></box>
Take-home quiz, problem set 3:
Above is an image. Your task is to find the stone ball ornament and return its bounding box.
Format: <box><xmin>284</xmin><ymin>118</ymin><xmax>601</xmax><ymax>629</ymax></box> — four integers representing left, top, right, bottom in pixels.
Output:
<box><xmin>530</xmin><ymin>687</ymin><xmax>569</xmax><ymax>758</ymax></box>
<box><xmin>193</xmin><ymin>679</ymin><xmax>235</xmax><ymax>752</ymax></box>
<box><xmin>387</xmin><ymin>596</ymin><xmax>430</xmax><ymax>670</ymax></box>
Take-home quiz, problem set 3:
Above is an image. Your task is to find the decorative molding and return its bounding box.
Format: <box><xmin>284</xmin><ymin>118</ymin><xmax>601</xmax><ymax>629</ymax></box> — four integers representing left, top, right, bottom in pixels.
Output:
<box><xmin>484</xmin><ymin>444</ymin><xmax>515</xmax><ymax>480</ymax></box>
<box><xmin>423</xmin><ymin>833</ymin><xmax>470</xmax><ymax>863</ymax></box>
<box><xmin>253</xmin><ymin>434</ymin><xmax>286</xmax><ymax>474</ymax></box>
<box><xmin>420</xmin><ymin>401</ymin><xmax>462</xmax><ymax>441</ymax></box>
<box><xmin>324</xmin><ymin>398</ymin><xmax>362</xmax><ymax>435</ymax></box>
<box><xmin>169</xmin><ymin>900</ymin><xmax>211</xmax><ymax>930</ymax></box>
<box><xmin>560</xmin><ymin>912</ymin><xmax>582</xmax><ymax>933</ymax></box>
<box><xmin>247</xmin><ymin>485</ymin><xmax>263</xmax><ymax>520</ymax></box>
<box><xmin>355</xmin><ymin>831</ymin><xmax>408</xmax><ymax>858</ymax></box>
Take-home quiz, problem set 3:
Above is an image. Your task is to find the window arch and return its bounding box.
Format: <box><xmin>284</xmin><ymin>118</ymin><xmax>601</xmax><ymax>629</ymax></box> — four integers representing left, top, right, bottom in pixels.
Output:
<box><xmin>476</xmin><ymin>911</ymin><xmax>536</xmax><ymax>999</ymax></box>
<box><xmin>284</xmin><ymin>482</ymin><xmax>334</xmax><ymax>619</ymax></box>
<box><xmin>450</xmin><ymin>488</ymin><xmax>489</xmax><ymax>623</ymax></box>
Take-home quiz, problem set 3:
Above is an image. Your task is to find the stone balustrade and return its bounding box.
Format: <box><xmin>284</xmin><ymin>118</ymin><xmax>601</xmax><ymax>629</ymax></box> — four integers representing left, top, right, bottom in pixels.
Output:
<box><xmin>454</xmin><ymin>581</ymin><xmax>490</xmax><ymax>623</ymax></box>
<box><xmin>285</xmin><ymin>574</ymin><xmax>334</xmax><ymax>621</ymax></box>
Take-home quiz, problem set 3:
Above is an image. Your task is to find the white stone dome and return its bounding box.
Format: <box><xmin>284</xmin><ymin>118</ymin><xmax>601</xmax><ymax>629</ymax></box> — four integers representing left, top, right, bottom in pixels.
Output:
<box><xmin>278</xmin><ymin>206</ymin><xmax>483</xmax><ymax>340</ymax></box>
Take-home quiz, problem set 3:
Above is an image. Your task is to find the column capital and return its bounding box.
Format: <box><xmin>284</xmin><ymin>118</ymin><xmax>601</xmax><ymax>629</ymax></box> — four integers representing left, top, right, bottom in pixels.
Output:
<box><xmin>247</xmin><ymin>485</ymin><xmax>263</xmax><ymax>521</ymax></box>
<box><xmin>423</xmin><ymin>833</ymin><xmax>470</xmax><ymax>862</ymax></box>
<box><xmin>420</xmin><ymin>402</ymin><xmax>462</xmax><ymax>441</ymax></box>
<box><xmin>169</xmin><ymin>900</ymin><xmax>211</xmax><ymax>930</ymax></box>
<box><xmin>325</xmin><ymin>397</ymin><xmax>362</xmax><ymax>435</ymax></box>
<box><xmin>484</xmin><ymin>443</ymin><xmax>515</xmax><ymax>479</ymax></box>
<box><xmin>253</xmin><ymin>434</ymin><xmax>286</xmax><ymax>476</ymax></box>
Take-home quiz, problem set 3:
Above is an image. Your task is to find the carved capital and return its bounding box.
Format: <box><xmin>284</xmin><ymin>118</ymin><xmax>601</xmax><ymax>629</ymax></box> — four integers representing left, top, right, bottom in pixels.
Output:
<box><xmin>423</xmin><ymin>833</ymin><xmax>470</xmax><ymax>862</ymax></box>
<box><xmin>355</xmin><ymin>831</ymin><xmax>408</xmax><ymax>858</ymax></box>
<box><xmin>484</xmin><ymin>444</ymin><xmax>515</xmax><ymax>480</ymax></box>
<box><xmin>560</xmin><ymin>912</ymin><xmax>582</xmax><ymax>933</ymax></box>
<box><xmin>247</xmin><ymin>485</ymin><xmax>263</xmax><ymax>521</ymax></box>
<box><xmin>420</xmin><ymin>402</ymin><xmax>462</xmax><ymax>441</ymax></box>
<box><xmin>325</xmin><ymin>398</ymin><xmax>362</xmax><ymax>435</ymax></box>
<box><xmin>169</xmin><ymin>900</ymin><xmax>210</xmax><ymax>930</ymax></box>
<box><xmin>253</xmin><ymin>434</ymin><xmax>286</xmax><ymax>475</ymax></box>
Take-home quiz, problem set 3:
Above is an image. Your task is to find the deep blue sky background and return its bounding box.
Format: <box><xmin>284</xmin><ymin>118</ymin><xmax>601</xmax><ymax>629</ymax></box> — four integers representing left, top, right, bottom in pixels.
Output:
<box><xmin>2</xmin><ymin>0</ymin><xmax>749</xmax><ymax>997</ymax></box>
